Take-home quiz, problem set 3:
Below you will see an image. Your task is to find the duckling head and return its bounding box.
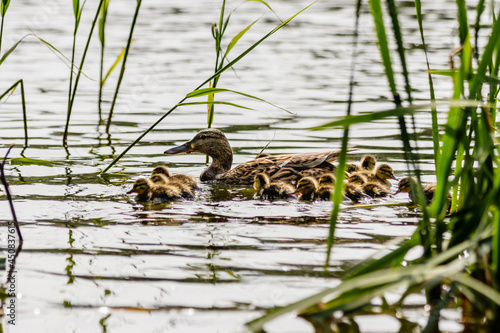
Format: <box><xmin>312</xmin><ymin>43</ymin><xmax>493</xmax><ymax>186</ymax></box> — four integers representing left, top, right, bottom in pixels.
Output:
<box><xmin>151</xmin><ymin>166</ymin><xmax>172</xmax><ymax>177</ymax></box>
<box><xmin>395</xmin><ymin>177</ymin><xmax>414</xmax><ymax>194</ymax></box>
<box><xmin>361</xmin><ymin>155</ymin><xmax>377</xmax><ymax>171</ymax></box>
<box><xmin>150</xmin><ymin>173</ymin><xmax>169</xmax><ymax>184</ymax></box>
<box><xmin>376</xmin><ymin>164</ymin><xmax>397</xmax><ymax>181</ymax></box>
<box><xmin>253</xmin><ymin>173</ymin><xmax>270</xmax><ymax>191</ymax></box>
<box><xmin>319</xmin><ymin>173</ymin><xmax>336</xmax><ymax>187</ymax></box>
<box><xmin>293</xmin><ymin>177</ymin><xmax>318</xmax><ymax>196</ymax></box>
<box><xmin>127</xmin><ymin>178</ymin><xmax>151</xmax><ymax>195</ymax></box>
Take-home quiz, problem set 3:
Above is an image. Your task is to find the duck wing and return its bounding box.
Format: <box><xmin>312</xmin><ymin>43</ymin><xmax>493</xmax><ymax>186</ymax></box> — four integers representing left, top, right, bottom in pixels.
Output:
<box><xmin>218</xmin><ymin>149</ymin><xmax>355</xmax><ymax>185</ymax></box>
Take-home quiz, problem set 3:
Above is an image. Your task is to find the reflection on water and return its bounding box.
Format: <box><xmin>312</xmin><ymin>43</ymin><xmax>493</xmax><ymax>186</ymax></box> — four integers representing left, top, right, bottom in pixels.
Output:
<box><xmin>0</xmin><ymin>0</ymin><xmax>462</xmax><ymax>331</ymax></box>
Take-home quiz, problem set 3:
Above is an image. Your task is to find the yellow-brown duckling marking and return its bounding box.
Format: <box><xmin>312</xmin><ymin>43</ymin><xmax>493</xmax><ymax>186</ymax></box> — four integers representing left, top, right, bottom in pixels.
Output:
<box><xmin>344</xmin><ymin>183</ymin><xmax>366</xmax><ymax>203</ymax></box>
<box><xmin>253</xmin><ymin>173</ymin><xmax>295</xmax><ymax>200</ymax></box>
<box><xmin>353</xmin><ymin>163</ymin><xmax>397</xmax><ymax>189</ymax></box>
<box><xmin>164</xmin><ymin>128</ymin><xmax>355</xmax><ymax>185</ymax></box>
<box><xmin>151</xmin><ymin>165</ymin><xmax>198</xmax><ymax>192</ymax></box>
<box><xmin>127</xmin><ymin>178</ymin><xmax>182</xmax><ymax>202</ymax></box>
<box><xmin>363</xmin><ymin>182</ymin><xmax>391</xmax><ymax>198</ymax></box>
<box><xmin>395</xmin><ymin>177</ymin><xmax>451</xmax><ymax>211</ymax></box>
<box><xmin>347</xmin><ymin>173</ymin><xmax>368</xmax><ymax>185</ymax></box>
<box><xmin>150</xmin><ymin>173</ymin><xmax>194</xmax><ymax>199</ymax></box>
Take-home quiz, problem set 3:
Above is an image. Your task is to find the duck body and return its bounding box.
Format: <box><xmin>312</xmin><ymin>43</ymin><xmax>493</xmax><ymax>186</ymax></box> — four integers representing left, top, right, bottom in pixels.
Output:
<box><xmin>253</xmin><ymin>173</ymin><xmax>295</xmax><ymax>200</ymax></box>
<box><xmin>165</xmin><ymin>129</ymin><xmax>354</xmax><ymax>186</ymax></box>
<box><xmin>293</xmin><ymin>177</ymin><xmax>319</xmax><ymax>201</ymax></box>
<box><xmin>150</xmin><ymin>173</ymin><xmax>194</xmax><ymax>199</ymax></box>
<box><xmin>344</xmin><ymin>183</ymin><xmax>366</xmax><ymax>202</ymax></box>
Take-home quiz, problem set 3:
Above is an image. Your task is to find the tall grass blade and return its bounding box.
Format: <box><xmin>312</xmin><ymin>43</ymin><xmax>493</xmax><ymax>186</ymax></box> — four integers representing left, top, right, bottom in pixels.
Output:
<box><xmin>98</xmin><ymin>0</ymin><xmax>110</xmax><ymax>113</ymax></box>
<box><xmin>101</xmin><ymin>1</ymin><xmax>316</xmax><ymax>174</ymax></box>
<box><xmin>64</xmin><ymin>0</ymin><xmax>105</xmax><ymax>146</ymax></box>
<box><xmin>105</xmin><ymin>0</ymin><xmax>142</xmax><ymax>133</ymax></box>
<box><xmin>102</xmin><ymin>43</ymin><xmax>132</xmax><ymax>85</ymax></box>
<box><xmin>473</xmin><ymin>0</ymin><xmax>486</xmax><ymax>62</ymax></box>
<box><xmin>415</xmin><ymin>0</ymin><xmax>440</xmax><ymax>168</ymax></box>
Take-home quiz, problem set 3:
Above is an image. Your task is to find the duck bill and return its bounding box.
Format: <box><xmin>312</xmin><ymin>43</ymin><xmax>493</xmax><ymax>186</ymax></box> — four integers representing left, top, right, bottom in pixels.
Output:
<box><xmin>126</xmin><ymin>189</ymin><xmax>135</xmax><ymax>194</ymax></box>
<box><xmin>164</xmin><ymin>142</ymin><xmax>194</xmax><ymax>155</ymax></box>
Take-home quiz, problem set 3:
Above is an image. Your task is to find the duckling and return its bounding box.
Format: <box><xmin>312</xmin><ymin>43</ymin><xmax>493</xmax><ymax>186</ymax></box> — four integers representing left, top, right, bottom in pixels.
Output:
<box><xmin>363</xmin><ymin>182</ymin><xmax>391</xmax><ymax>198</ymax></box>
<box><xmin>353</xmin><ymin>163</ymin><xmax>397</xmax><ymax>189</ymax></box>
<box><xmin>127</xmin><ymin>178</ymin><xmax>182</xmax><ymax>202</ymax></box>
<box><xmin>347</xmin><ymin>173</ymin><xmax>368</xmax><ymax>185</ymax></box>
<box><xmin>151</xmin><ymin>165</ymin><xmax>197</xmax><ymax>191</ymax></box>
<box><xmin>395</xmin><ymin>177</ymin><xmax>451</xmax><ymax>210</ymax></box>
<box><xmin>150</xmin><ymin>173</ymin><xmax>194</xmax><ymax>199</ymax></box>
<box><xmin>317</xmin><ymin>173</ymin><xmax>336</xmax><ymax>200</ymax></box>
<box><xmin>253</xmin><ymin>173</ymin><xmax>295</xmax><ymax>200</ymax></box>
<box><xmin>293</xmin><ymin>177</ymin><xmax>319</xmax><ymax>201</ymax></box>
<box><xmin>346</xmin><ymin>163</ymin><xmax>361</xmax><ymax>174</ymax></box>
<box><xmin>360</xmin><ymin>154</ymin><xmax>377</xmax><ymax>171</ymax></box>
<box><xmin>344</xmin><ymin>183</ymin><xmax>366</xmax><ymax>203</ymax></box>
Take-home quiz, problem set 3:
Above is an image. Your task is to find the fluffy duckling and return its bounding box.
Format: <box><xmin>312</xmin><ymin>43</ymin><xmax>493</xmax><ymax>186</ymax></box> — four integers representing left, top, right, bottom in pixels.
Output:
<box><xmin>150</xmin><ymin>173</ymin><xmax>194</xmax><ymax>199</ymax></box>
<box><xmin>360</xmin><ymin>154</ymin><xmax>377</xmax><ymax>171</ymax></box>
<box><xmin>343</xmin><ymin>183</ymin><xmax>365</xmax><ymax>203</ymax></box>
<box><xmin>353</xmin><ymin>163</ymin><xmax>397</xmax><ymax>189</ymax></box>
<box><xmin>363</xmin><ymin>182</ymin><xmax>391</xmax><ymax>198</ymax></box>
<box><xmin>253</xmin><ymin>173</ymin><xmax>295</xmax><ymax>200</ymax></box>
<box><xmin>293</xmin><ymin>177</ymin><xmax>319</xmax><ymax>201</ymax></box>
<box><xmin>395</xmin><ymin>177</ymin><xmax>451</xmax><ymax>210</ymax></box>
<box><xmin>127</xmin><ymin>178</ymin><xmax>182</xmax><ymax>202</ymax></box>
<box><xmin>347</xmin><ymin>173</ymin><xmax>368</xmax><ymax>185</ymax></box>
<box><xmin>151</xmin><ymin>165</ymin><xmax>197</xmax><ymax>191</ymax></box>
<box><xmin>346</xmin><ymin>163</ymin><xmax>361</xmax><ymax>174</ymax></box>
<box><xmin>316</xmin><ymin>173</ymin><xmax>336</xmax><ymax>200</ymax></box>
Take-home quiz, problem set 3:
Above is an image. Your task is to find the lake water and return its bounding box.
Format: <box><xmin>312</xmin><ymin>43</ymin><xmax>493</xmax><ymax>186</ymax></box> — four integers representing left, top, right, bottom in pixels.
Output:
<box><xmin>0</xmin><ymin>0</ymin><xmax>468</xmax><ymax>332</ymax></box>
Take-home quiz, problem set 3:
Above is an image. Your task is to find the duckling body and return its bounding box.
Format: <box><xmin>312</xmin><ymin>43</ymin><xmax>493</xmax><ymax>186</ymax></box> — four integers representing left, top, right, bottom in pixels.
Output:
<box><xmin>293</xmin><ymin>177</ymin><xmax>319</xmax><ymax>201</ymax></box>
<box><xmin>344</xmin><ymin>183</ymin><xmax>366</xmax><ymax>203</ymax></box>
<box><xmin>360</xmin><ymin>154</ymin><xmax>377</xmax><ymax>171</ymax></box>
<box><xmin>127</xmin><ymin>178</ymin><xmax>182</xmax><ymax>202</ymax></box>
<box><xmin>150</xmin><ymin>173</ymin><xmax>194</xmax><ymax>199</ymax></box>
<box><xmin>165</xmin><ymin>129</ymin><xmax>355</xmax><ymax>185</ymax></box>
<box><xmin>353</xmin><ymin>163</ymin><xmax>397</xmax><ymax>189</ymax></box>
<box><xmin>347</xmin><ymin>173</ymin><xmax>368</xmax><ymax>185</ymax></box>
<box><xmin>253</xmin><ymin>173</ymin><xmax>295</xmax><ymax>200</ymax></box>
<box><xmin>316</xmin><ymin>174</ymin><xmax>336</xmax><ymax>201</ymax></box>
<box><xmin>396</xmin><ymin>177</ymin><xmax>451</xmax><ymax>210</ymax></box>
<box><xmin>151</xmin><ymin>165</ymin><xmax>198</xmax><ymax>191</ymax></box>
<box><xmin>363</xmin><ymin>182</ymin><xmax>391</xmax><ymax>198</ymax></box>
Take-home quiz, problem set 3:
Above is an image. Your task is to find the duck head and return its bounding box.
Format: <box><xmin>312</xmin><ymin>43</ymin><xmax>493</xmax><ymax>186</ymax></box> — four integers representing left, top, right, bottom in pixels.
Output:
<box><xmin>164</xmin><ymin>129</ymin><xmax>233</xmax><ymax>181</ymax></box>
<box><xmin>127</xmin><ymin>178</ymin><xmax>151</xmax><ymax>195</ymax></box>
<box><xmin>253</xmin><ymin>173</ymin><xmax>270</xmax><ymax>191</ymax></box>
<box><xmin>375</xmin><ymin>164</ymin><xmax>397</xmax><ymax>181</ymax></box>
<box><xmin>361</xmin><ymin>154</ymin><xmax>376</xmax><ymax>171</ymax></box>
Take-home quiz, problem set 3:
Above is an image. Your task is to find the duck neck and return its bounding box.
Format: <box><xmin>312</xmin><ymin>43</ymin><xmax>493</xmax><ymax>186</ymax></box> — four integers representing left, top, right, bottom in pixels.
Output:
<box><xmin>200</xmin><ymin>144</ymin><xmax>233</xmax><ymax>181</ymax></box>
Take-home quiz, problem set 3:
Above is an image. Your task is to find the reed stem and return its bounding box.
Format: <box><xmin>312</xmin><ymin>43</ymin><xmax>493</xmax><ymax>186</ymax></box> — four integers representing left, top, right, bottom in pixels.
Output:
<box><xmin>105</xmin><ymin>0</ymin><xmax>142</xmax><ymax>133</ymax></box>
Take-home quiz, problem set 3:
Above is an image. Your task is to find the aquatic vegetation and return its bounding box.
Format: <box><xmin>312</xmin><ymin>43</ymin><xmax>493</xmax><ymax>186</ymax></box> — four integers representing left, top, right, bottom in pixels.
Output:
<box><xmin>248</xmin><ymin>0</ymin><xmax>500</xmax><ymax>331</ymax></box>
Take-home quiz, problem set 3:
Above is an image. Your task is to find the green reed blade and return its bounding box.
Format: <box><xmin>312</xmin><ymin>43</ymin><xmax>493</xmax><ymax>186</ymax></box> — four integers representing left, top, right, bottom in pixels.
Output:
<box><xmin>474</xmin><ymin>0</ymin><xmax>486</xmax><ymax>62</ymax></box>
<box><xmin>369</xmin><ymin>0</ymin><xmax>398</xmax><ymax>99</ymax></box>
<box><xmin>415</xmin><ymin>0</ymin><xmax>440</xmax><ymax>169</ymax></box>
<box><xmin>98</xmin><ymin>0</ymin><xmax>110</xmax><ymax>112</ymax></box>
<box><xmin>223</xmin><ymin>19</ymin><xmax>259</xmax><ymax>60</ymax></box>
<box><xmin>102</xmin><ymin>43</ymin><xmax>132</xmax><ymax>85</ymax></box>
<box><xmin>456</xmin><ymin>0</ymin><xmax>468</xmax><ymax>45</ymax></box>
<box><xmin>64</xmin><ymin>0</ymin><xmax>105</xmax><ymax>146</ymax></box>
<box><xmin>179</xmin><ymin>101</ymin><xmax>254</xmax><ymax>110</ymax></box>
<box><xmin>101</xmin><ymin>1</ymin><xmax>316</xmax><ymax>174</ymax></box>
<box><xmin>186</xmin><ymin>87</ymin><xmax>293</xmax><ymax>114</ymax></box>
<box><xmin>0</xmin><ymin>0</ymin><xmax>10</xmax><ymax>16</ymax></box>
<box><xmin>106</xmin><ymin>0</ymin><xmax>142</xmax><ymax>133</ymax></box>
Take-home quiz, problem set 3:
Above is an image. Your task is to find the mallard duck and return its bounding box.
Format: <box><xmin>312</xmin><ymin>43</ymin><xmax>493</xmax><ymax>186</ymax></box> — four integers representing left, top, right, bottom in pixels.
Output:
<box><xmin>360</xmin><ymin>154</ymin><xmax>377</xmax><ymax>171</ymax></box>
<box><xmin>352</xmin><ymin>163</ymin><xmax>397</xmax><ymax>189</ymax></box>
<box><xmin>293</xmin><ymin>177</ymin><xmax>319</xmax><ymax>201</ymax></box>
<box><xmin>127</xmin><ymin>178</ymin><xmax>182</xmax><ymax>202</ymax></box>
<box><xmin>253</xmin><ymin>173</ymin><xmax>295</xmax><ymax>200</ymax></box>
<box><xmin>150</xmin><ymin>173</ymin><xmax>194</xmax><ymax>199</ymax></box>
<box><xmin>164</xmin><ymin>129</ymin><xmax>354</xmax><ymax>185</ymax></box>
<box><xmin>395</xmin><ymin>177</ymin><xmax>451</xmax><ymax>210</ymax></box>
<box><xmin>363</xmin><ymin>182</ymin><xmax>391</xmax><ymax>198</ymax></box>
